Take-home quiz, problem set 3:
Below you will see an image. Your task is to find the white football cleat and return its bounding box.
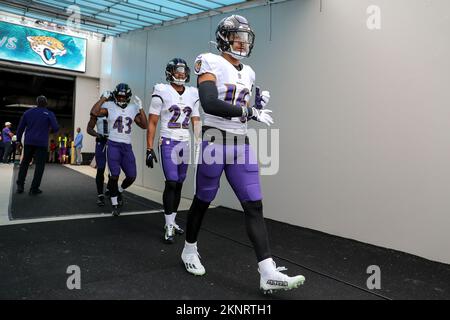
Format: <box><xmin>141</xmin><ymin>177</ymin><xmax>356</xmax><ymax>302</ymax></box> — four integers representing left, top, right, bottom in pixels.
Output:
<box><xmin>181</xmin><ymin>247</ymin><xmax>206</xmax><ymax>276</ymax></box>
<box><xmin>259</xmin><ymin>262</ymin><xmax>305</xmax><ymax>294</ymax></box>
<box><xmin>173</xmin><ymin>222</ymin><xmax>185</xmax><ymax>235</ymax></box>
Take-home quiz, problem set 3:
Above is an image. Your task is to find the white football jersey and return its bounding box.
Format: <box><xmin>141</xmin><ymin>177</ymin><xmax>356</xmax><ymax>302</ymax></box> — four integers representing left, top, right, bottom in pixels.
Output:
<box><xmin>149</xmin><ymin>83</ymin><xmax>200</xmax><ymax>141</ymax></box>
<box><xmin>96</xmin><ymin>116</ymin><xmax>109</xmax><ymax>137</ymax></box>
<box><xmin>193</xmin><ymin>52</ymin><xmax>255</xmax><ymax>135</ymax></box>
<box><xmin>102</xmin><ymin>101</ymin><xmax>140</xmax><ymax>144</ymax></box>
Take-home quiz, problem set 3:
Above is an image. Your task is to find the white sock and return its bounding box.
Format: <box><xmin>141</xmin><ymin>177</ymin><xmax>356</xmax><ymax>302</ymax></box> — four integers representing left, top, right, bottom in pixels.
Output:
<box><xmin>165</xmin><ymin>212</ymin><xmax>176</xmax><ymax>226</ymax></box>
<box><xmin>183</xmin><ymin>241</ymin><xmax>198</xmax><ymax>254</ymax></box>
<box><xmin>258</xmin><ymin>258</ymin><xmax>275</xmax><ymax>276</ymax></box>
<box><xmin>172</xmin><ymin>212</ymin><xmax>178</xmax><ymax>225</ymax></box>
<box><xmin>111</xmin><ymin>196</ymin><xmax>118</xmax><ymax>206</ymax></box>
<box><xmin>118</xmin><ymin>186</ymin><xmax>124</xmax><ymax>193</ymax></box>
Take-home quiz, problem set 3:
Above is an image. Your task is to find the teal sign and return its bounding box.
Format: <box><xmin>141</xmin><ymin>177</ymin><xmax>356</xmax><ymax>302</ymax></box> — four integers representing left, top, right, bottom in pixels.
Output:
<box><xmin>0</xmin><ymin>21</ymin><xmax>87</xmax><ymax>72</ymax></box>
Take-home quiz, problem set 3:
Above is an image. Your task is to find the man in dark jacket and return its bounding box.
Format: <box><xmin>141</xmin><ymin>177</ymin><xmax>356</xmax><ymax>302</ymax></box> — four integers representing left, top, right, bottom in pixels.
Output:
<box><xmin>16</xmin><ymin>95</ymin><xmax>59</xmax><ymax>195</ymax></box>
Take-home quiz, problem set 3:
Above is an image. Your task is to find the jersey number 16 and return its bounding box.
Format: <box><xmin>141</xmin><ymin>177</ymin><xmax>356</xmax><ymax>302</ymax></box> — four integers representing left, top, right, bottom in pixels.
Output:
<box><xmin>224</xmin><ymin>84</ymin><xmax>249</xmax><ymax>123</ymax></box>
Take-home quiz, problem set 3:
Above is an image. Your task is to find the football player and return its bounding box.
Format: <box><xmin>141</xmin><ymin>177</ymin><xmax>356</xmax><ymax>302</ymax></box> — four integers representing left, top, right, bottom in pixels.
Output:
<box><xmin>146</xmin><ymin>58</ymin><xmax>201</xmax><ymax>244</ymax></box>
<box><xmin>90</xmin><ymin>83</ymin><xmax>148</xmax><ymax>216</ymax></box>
<box><xmin>180</xmin><ymin>15</ymin><xmax>305</xmax><ymax>293</ymax></box>
<box><xmin>87</xmin><ymin>102</ymin><xmax>110</xmax><ymax>207</ymax></box>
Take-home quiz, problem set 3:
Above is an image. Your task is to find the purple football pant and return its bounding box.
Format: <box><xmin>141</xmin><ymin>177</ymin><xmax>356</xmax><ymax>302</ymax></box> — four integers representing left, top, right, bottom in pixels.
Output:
<box><xmin>159</xmin><ymin>137</ymin><xmax>189</xmax><ymax>183</ymax></box>
<box><xmin>58</xmin><ymin>147</ymin><xmax>66</xmax><ymax>160</ymax></box>
<box><xmin>95</xmin><ymin>140</ymin><xmax>107</xmax><ymax>169</ymax></box>
<box><xmin>195</xmin><ymin>141</ymin><xmax>262</xmax><ymax>203</ymax></box>
<box><xmin>107</xmin><ymin>140</ymin><xmax>136</xmax><ymax>178</ymax></box>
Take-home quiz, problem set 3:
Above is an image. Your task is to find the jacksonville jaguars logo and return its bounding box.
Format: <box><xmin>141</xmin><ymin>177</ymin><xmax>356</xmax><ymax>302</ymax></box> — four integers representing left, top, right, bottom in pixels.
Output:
<box><xmin>27</xmin><ymin>36</ymin><xmax>67</xmax><ymax>65</ymax></box>
<box><xmin>194</xmin><ymin>59</ymin><xmax>202</xmax><ymax>74</ymax></box>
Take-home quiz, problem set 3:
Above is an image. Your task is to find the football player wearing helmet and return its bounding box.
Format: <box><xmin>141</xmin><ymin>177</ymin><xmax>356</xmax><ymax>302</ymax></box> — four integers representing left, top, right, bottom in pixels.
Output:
<box><xmin>181</xmin><ymin>15</ymin><xmax>305</xmax><ymax>293</ymax></box>
<box><xmin>147</xmin><ymin>58</ymin><xmax>201</xmax><ymax>244</ymax></box>
<box><xmin>90</xmin><ymin>83</ymin><xmax>148</xmax><ymax>216</ymax></box>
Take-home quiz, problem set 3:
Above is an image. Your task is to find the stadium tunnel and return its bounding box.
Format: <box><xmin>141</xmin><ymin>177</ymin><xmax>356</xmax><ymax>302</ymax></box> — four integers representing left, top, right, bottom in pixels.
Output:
<box><xmin>0</xmin><ymin>0</ymin><xmax>450</xmax><ymax>302</ymax></box>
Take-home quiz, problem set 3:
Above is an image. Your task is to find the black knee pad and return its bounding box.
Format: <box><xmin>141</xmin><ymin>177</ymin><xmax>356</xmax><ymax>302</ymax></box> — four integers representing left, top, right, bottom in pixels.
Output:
<box><xmin>96</xmin><ymin>168</ymin><xmax>106</xmax><ymax>195</ymax></box>
<box><xmin>121</xmin><ymin>176</ymin><xmax>136</xmax><ymax>190</ymax></box>
<box><xmin>109</xmin><ymin>176</ymin><xmax>119</xmax><ymax>197</ymax></box>
<box><xmin>241</xmin><ymin>200</ymin><xmax>263</xmax><ymax>217</ymax></box>
<box><xmin>96</xmin><ymin>167</ymin><xmax>105</xmax><ymax>179</ymax></box>
<box><xmin>165</xmin><ymin>180</ymin><xmax>178</xmax><ymax>191</ymax></box>
<box><xmin>124</xmin><ymin>176</ymin><xmax>136</xmax><ymax>184</ymax></box>
<box><xmin>163</xmin><ymin>180</ymin><xmax>178</xmax><ymax>215</ymax></box>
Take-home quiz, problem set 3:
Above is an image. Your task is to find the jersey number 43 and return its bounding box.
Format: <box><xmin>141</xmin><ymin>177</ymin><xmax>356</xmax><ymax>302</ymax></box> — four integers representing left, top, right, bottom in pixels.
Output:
<box><xmin>113</xmin><ymin>116</ymin><xmax>133</xmax><ymax>134</ymax></box>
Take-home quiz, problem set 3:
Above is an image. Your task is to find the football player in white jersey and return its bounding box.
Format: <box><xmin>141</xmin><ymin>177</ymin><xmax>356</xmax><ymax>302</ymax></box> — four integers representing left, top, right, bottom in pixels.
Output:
<box><xmin>90</xmin><ymin>83</ymin><xmax>148</xmax><ymax>216</ymax></box>
<box><xmin>87</xmin><ymin>104</ymin><xmax>110</xmax><ymax>207</ymax></box>
<box><xmin>180</xmin><ymin>15</ymin><xmax>305</xmax><ymax>293</ymax></box>
<box><xmin>146</xmin><ymin>58</ymin><xmax>201</xmax><ymax>244</ymax></box>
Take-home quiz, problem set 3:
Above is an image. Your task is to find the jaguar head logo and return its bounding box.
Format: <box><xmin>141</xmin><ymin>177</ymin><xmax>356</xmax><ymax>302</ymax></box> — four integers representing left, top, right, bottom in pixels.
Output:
<box><xmin>27</xmin><ymin>36</ymin><xmax>67</xmax><ymax>65</ymax></box>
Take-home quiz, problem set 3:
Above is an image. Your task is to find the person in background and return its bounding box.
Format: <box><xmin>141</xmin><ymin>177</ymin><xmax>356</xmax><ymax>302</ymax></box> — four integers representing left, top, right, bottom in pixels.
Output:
<box><xmin>67</xmin><ymin>134</ymin><xmax>73</xmax><ymax>164</ymax></box>
<box><xmin>49</xmin><ymin>139</ymin><xmax>57</xmax><ymax>163</ymax></box>
<box><xmin>0</xmin><ymin>131</ymin><xmax>4</xmax><ymax>162</ymax></box>
<box><xmin>8</xmin><ymin>135</ymin><xmax>17</xmax><ymax>163</ymax></box>
<box><xmin>87</xmin><ymin>107</ymin><xmax>110</xmax><ymax>207</ymax></box>
<box><xmin>74</xmin><ymin>127</ymin><xmax>83</xmax><ymax>165</ymax></box>
<box><xmin>16</xmin><ymin>95</ymin><xmax>59</xmax><ymax>195</ymax></box>
<box><xmin>58</xmin><ymin>134</ymin><xmax>68</xmax><ymax>164</ymax></box>
<box><xmin>2</xmin><ymin>122</ymin><xmax>14</xmax><ymax>163</ymax></box>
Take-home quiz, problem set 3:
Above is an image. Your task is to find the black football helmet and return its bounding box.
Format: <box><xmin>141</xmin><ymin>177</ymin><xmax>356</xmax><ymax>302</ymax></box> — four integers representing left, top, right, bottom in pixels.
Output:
<box><xmin>166</xmin><ymin>58</ymin><xmax>190</xmax><ymax>85</ymax></box>
<box><xmin>216</xmin><ymin>15</ymin><xmax>255</xmax><ymax>59</ymax></box>
<box><xmin>112</xmin><ymin>83</ymin><xmax>132</xmax><ymax>108</ymax></box>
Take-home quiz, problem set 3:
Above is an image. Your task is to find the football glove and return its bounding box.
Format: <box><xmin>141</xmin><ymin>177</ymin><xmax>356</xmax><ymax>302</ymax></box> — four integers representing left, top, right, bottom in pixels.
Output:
<box><xmin>250</xmin><ymin>107</ymin><xmax>274</xmax><ymax>126</ymax></box>
<box><xmin>146</xmin><ymin>148</ymin><xmax>158</xmax><ymax>168</ymax></box>
<box><xmin>96</xmin><ymin>134</ymin><xmax>108</xmax><ymax>143</ymax></box>
<box><xmin>134</xmin><ymin>96</ymin><xmax>143</xmax><ymax>110</ymax></box>
<box><xmin>101</xmin><ymin>90</ymin><xmax>112</xmax><ymax>101</ymax></box>
<box><xmin>255</xmin><ymin>86</ymin><xmax>270</xmax><ymax>110</ymax></box>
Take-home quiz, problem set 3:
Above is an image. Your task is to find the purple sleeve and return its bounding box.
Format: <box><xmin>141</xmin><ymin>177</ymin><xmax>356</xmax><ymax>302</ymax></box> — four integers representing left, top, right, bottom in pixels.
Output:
<box><xmin>16</xmin><ymin>113</ymin><xmax>26</xmax><ymax>142</ymax></box>
<box><xmin>49</xmin><ymin>111</ymin><xmax>59</xmax><ymax>133</ymax></box>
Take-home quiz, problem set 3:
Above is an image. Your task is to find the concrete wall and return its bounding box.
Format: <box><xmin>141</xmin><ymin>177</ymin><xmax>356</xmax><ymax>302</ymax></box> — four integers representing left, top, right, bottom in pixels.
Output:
<box><xmin>73</xmin><ymin>77</ymin><xmax>99</xmax><ymax>153</ymax></box>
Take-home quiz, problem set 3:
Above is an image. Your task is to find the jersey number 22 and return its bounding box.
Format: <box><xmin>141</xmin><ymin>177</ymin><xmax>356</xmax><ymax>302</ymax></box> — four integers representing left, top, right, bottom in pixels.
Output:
<box><xmin>168</xmin><ymin>105</ymin><xmax>192</xmax><ymax>129</ymax></box>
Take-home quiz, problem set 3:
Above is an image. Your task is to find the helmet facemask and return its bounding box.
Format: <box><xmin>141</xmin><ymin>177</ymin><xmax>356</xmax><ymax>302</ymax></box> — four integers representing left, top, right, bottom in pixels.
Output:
<box><xmin>115</xmin><ymin>93</ymin><xmax>129</xmax><ymax>108</ymax></box>
<box><xmin>166</xmin><ymin>59</ymin><xmax>190</xmax><ymax>86</ymax></box>
<box><xmin>167</xmin><ymin>65</ymin><xmax>189</xmax><ymax>86</ymax></box>
<box><xmin>225</xmin><ymin>31</ymin><xmax>254</xmax><ymax>60</ymax></box>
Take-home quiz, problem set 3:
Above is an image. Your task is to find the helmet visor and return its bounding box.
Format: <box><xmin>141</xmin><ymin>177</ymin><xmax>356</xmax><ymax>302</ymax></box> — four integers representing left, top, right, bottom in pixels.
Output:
<box><xmin>115</xmin><ymin>92</ymin><xmax>129</xmax><ymax>107</ymax></box>
<box><xmin>173</xmin><ymin>66</ymin><xmax>187</xmax><ymax>81</ymax></box>
<box><xmin>228</xmin><ymin>31</ymin><xmax>254</xmax><ymax>57</ymax></box>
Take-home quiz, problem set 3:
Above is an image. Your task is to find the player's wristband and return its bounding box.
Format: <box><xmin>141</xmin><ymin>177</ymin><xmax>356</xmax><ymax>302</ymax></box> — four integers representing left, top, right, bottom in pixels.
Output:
<box><xmin>243</xmin><ymin>106</ymin><xmax>255</xmax><ymax>118</ymax></box>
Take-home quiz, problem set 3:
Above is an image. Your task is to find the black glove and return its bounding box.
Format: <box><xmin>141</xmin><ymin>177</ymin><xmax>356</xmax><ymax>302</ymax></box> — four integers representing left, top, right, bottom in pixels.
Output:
<box><xmin>146</xmin><ymin>149</ymin><xmax>158</xmax><ymax>168</ymax></box>
<box><xmin>96</xmin><ymin>134</ymin><xmax>108</xmax><ymax>143</ymax></box>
